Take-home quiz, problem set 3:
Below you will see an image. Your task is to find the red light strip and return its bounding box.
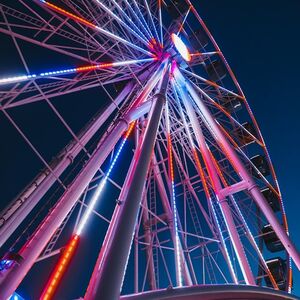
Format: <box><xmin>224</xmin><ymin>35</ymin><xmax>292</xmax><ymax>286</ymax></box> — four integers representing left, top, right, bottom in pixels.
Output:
<box><xmin>43</xmin><ymin>1</ymin><xmax>96</xmax><ymax>28</ymax></box>
<box><xmin>40</xmin><ymin>234</ymin><xmax>79</xmax><ymax>300</ymax></box>
<box><xmin>167</xmin><ymin>134</ymin><xmax>175</xmax><ymax>182</ymax></box>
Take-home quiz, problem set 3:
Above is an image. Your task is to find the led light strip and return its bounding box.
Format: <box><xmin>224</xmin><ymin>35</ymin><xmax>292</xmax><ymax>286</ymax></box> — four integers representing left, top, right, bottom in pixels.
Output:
<box><xmin>165</xmin><ymin>102</ymin><xmax>183</xmax><ymax>287</ymax></box>
<box><xmin>41</xmin><ymin>234</ymin><xmax>79</xmax><ymax>300</ymax></box>
<box><xmin>0</xmin><ymin>58</ymin><xmax>156</xmax><ymax>85</ymax></box>
<box><xmin>76</xmin><ymin>121</ymin><xmax>135</xmax><ymax>236</ymax></box>
<box><xmin>41</xmin><ymin>122</ymin><xmax>135</xmax><ymax>300</ymax></box>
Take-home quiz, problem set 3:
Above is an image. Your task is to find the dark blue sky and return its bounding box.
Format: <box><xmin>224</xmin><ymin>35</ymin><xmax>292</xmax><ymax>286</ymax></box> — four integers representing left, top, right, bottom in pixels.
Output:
<box><xmin>194</xmin><ymin>0</ymin><xmax>300</xmax><ymax>294</ymax></box>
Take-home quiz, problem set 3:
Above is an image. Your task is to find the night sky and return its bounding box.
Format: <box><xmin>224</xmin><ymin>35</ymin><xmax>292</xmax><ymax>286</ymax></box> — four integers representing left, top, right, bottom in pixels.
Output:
<box><xmin>1</xmin><ymin>0</ymin><xmax>300</xmax><ymax>298</ymax></box>
<box><xmin>194</xmin><ymin>0</ymin><xmax>300</xmax><ymax>295</ymax></box>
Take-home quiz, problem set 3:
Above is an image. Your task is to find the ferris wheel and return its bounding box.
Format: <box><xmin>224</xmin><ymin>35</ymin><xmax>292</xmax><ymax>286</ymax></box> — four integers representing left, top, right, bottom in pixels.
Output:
<box><xmin>0</xmin><ymin>0</ymin><xmax>299</xmax><ymax>299</ymax></box>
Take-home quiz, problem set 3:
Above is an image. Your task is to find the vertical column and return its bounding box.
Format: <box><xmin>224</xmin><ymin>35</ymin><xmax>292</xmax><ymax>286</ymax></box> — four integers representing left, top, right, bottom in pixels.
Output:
<box><xmin>165</xmin><ymin>102</ymin><xmax>183</xmax><ymax>286</ymax></box>
<box><xmin>85</xmin><ymin>67</ymin><xmax>170</xmax><ymax>300</ymax></box>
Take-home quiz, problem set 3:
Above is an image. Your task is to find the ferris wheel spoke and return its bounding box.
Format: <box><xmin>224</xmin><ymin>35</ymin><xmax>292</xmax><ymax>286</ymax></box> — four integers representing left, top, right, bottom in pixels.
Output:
<box><xmin>152</xmin><ymin>150</ymin><xmax>195</xmax><ymax>286</ymax></box>
<box><xmin>40</xmin><ymin>0</ymin><xmax>155</xmax><ymax>57</ymax></box>
<box><xmin>131</xmin><ymin>0</ymin><xmax>155</xmax><ymax>39</ymax></box>
<box><xmin>93</xmin><ymin>0</ymin><xmax>150</xmax><ymax>47</ymax></box>
<box><xmin>1</xmin><ymin>78</ymin><xmax>101</xmax><ymax>109</ymax></box>
<box><xmin>142</xmin><ymin>0</ymin><xmax>160</xmax><ymax>43</ymax></box>
<box><xmin>101</xmin><ymin>0</ymin><xmax>150</xmax><ymax>45</ymax></box>
<box><xmin>0</xmin><ymin>26</ymin><xmax>98</xmax><ymax>64</ymax></box>
<box><xmin>177</xmin><ymin>5</ymin><xmax>192</xmax><ymax>35</ymax></box>
<box><xmin>187</xmin><ymin>79</ymin><xmax>264</xmax><ymax>147</ymax></box>
<box><xmin>118</xmin><ymin>0</ymin><xmax>151</xmax><ymax>41</ymax></box>
<box><xmin>165</xmin><ymin>101</ymin><xmax>183</xmax><ymax>286</ymax></box>
<box><xmin>158</xmin><ymin>0</ymin><xmax>163</xmax><ymax>46</ymax></box>
<box><xmin>153</xmin><ymin>132</ymin><xmax>198</xmax><ymax>285</ymax></box>
<box><xmin>172</xmin><ymin>79</ymin><xmax>239</xmax><ymax>284</ymax></box>
<box><xmin>0</xmin><ymin>2</ymin><xmax>112</xmax><ymax>60</ymax></box>
<box><xmin>172</xmin><ymin>82</ymin><xmax>237</xmax><ymax>266</ymax></box>
<box><xmin>0</xmin><ymin>58</ymin><xmax>156</xmax><ymax>86</ymax></box>
<box><xmin>1</xmin><ymin>61</ymin><xmax>158</xmax><ymax>112</ymax></box>
<box><xmin>182</xmin><ymin>68</ymin><xmax>244</xmax><ymax>101</ymax></box>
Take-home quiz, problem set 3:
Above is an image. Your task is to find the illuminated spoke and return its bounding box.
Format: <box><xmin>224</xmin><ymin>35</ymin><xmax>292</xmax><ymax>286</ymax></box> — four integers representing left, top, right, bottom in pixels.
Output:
<box><xmin>143</xmin><ymin>0</ymin><xmax>160</xmax><ymax>43</ymax></box>
<box><xmin>182</xmin><ymin>68</ymin><xmax>243</xmax><ymax>100</ymax></box>
<box><xmin>177</xmin><ymin>6</ymin><xmax>192</xmax><ymax>35</ymax></box>
<box><xmin>158</xmin><ymin>0</ymin><xmax>163</xmax><ymax>46</ymax></box>
<box><xmin>109</xmin><ymin>0</ymin><xmax>150</xmax><ymax>43</ymax></box>
<box><xmin>131</xmin><ymin>0</ymin><xmax>155</xmax><ymax>39</ymax></box>
<box><xmin>41</xmin><ymin>122</ymin><xmax>136</xmax><ymax>299</ymax></box>
<box><xmin>171</xmin><ymin>79</ymin><xmax>238</xmax><ymax>284</ymax></box>
<box><xmin>0</xmin><ymin>58</ymin><xmax>156</xmax><ymax>85</ymax></box>
<box><xmin>94</xmin><ymin>0</ymin><xmax>150</xmax><ymax>47</ymax></box>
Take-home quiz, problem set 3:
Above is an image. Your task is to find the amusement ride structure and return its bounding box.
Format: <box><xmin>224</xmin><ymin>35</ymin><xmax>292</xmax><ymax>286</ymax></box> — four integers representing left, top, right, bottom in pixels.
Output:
<box><xmin>0</xmin><ymin>0</ymin><xmax>299</xmax><ymax>299</ymax></box>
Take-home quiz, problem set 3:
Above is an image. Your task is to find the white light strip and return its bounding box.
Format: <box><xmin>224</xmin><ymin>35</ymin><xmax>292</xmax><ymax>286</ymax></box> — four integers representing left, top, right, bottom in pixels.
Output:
<box><xmin>76</xmin><ymin>136</ymin><xmax>128</xmax><ymax>235</ymax></box>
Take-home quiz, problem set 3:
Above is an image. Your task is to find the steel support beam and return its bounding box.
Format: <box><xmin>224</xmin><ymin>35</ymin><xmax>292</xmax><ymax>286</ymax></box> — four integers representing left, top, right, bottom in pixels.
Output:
<box><xmin>84</xmin><ymin>66</ymin><xmax>169</xmax><ymax>300</ymax></box>
<box><xmin>142</xmin><ymin>189</ymin><xmax>157</xmax><ymax>290</ymax></box>
<box><xmin>85</xmin><ymin>134</ymin><xmax>141</xmax><ymax>298</ymax></box>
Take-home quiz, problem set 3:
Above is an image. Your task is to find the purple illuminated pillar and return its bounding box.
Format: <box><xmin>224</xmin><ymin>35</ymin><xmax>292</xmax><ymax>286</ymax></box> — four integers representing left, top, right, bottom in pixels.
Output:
<box><xmin>85</xmin><ymin>66</ymin><xmax>170</xmax><ymax>300</ymax></box>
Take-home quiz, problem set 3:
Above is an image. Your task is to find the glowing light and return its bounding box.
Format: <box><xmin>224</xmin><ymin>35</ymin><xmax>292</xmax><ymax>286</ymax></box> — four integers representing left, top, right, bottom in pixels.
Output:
<box><xmin>40</xmin><ymin>234</ymin><xmax>79</xmax><ymax>300</ymax></box>
<box><xmin>171</xmin><ymin>33</ymin><xmax>191</xmax><ymax>62</ymax></box>
<box><xmin>9</xmin><ymin>293</ymin><xmax>24</xmax><ymax>300</ymax></box>
<box><xmin>76</xmin><ymin>121</ymin><xmax>135</xmax><ymax>235</ymax></box>
<box><xmin>0</xmin><ymin>58</ymin><xmax>156</xmax><ymax>85</ymax></box>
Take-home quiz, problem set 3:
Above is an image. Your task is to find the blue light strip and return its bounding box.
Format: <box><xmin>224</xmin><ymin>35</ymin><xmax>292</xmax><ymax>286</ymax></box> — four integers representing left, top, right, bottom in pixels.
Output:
<box><xmin>0</xmin><ymin>58</ymin><xmax>156</xmax><ymax>85</ymax></box>
<box><xmin>76</xmin><ymin>122</ymin><xmax>135</xmax><ymax>235</ymax></box>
